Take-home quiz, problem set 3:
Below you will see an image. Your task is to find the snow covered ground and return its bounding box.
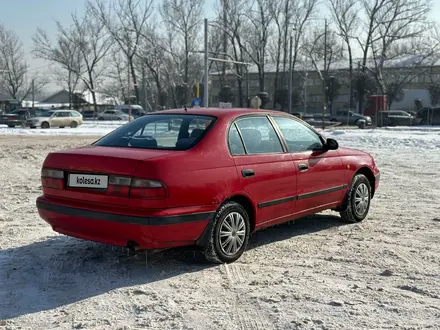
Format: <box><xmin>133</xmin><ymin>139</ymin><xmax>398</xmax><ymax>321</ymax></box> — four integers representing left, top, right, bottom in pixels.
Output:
<box><xmin>0</xmin><ymin>125</ymin><xmax>439</xmax><ymax>330</ymax></box>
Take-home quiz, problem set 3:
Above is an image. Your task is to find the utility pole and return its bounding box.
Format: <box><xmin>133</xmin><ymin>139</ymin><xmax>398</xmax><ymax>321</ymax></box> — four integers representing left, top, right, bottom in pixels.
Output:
<box><xmin>32</xmin><ymin>79</ymin><xmax>35</xmax><ymax>109</ymax></box>
<box><xmin>222</xmin><ymin>0</ymin><xmax>228</xmax><ymax>79</ymax></box>
<box><xmin>142</xmin><ymin>65</ymin><xmax>147</xmax><ymax>112</ymax></box>
<box><xmin>204</xmin><ymin>18</ymin><xmax>209</xmax><ymax>107</ymax></box>
<box><xmin>128</xmin><ymin>55</ymin><xmax>131</xmax><ymax>121</ymax></box>
<box><xmin>246</xmin><ymin>66</ymin><xmax>250</xmax><ymax>107</ymax></box>
<box><xmin>322</xmin><ymin>18</ymin><xmax>328</xmax><ymax>129</ymax></box>
<box><xmin>288</xmin><ymin>35</ymin><xmax>293</xmax><ymax>113</ymax></box>
<box><xmin>304</xmin><ymin>57</ymin><xmax>308</xmax><ymax>115</ymax></box>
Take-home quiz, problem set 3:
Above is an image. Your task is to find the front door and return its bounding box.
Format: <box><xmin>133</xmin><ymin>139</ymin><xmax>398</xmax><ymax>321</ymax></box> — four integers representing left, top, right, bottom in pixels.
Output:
<box><xmin>270</xmin><ymin>115</ymin><xmax>346</xmax><ymax>215</ymax></box>
<box><xmin>229</xmin><ymin>115</ymin><xmax>297</xmax><ymax>227</ymax></box>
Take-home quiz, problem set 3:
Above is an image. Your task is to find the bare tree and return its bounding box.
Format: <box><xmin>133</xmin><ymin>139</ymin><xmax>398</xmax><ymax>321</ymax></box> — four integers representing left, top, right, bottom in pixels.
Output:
<box><xmin>101</xmin><ymin>50</ymin><xmax>129</xmax><ymax>105</ymax></box>
<box><xmin>33</xmin><ymin>26</ymin><xmax>83</xmax><ymax>108</ymax></box>
<box><xmin>212</xmin><ymin>0</ymin><xmax>251</xmax><ymax>106</ymax></box>
<box><xmin>160</xmin><ymin>0</ymin><xmax>205</xmax><ymax>85</ymax></box>
<box><xmin>241</xmin><ymin>0</ymin><xmax>274</xmax><ymax>92</ymax></box>
<box><xmin>87</xmin><ymin>0</ymin><xmax>154</xmax><ymax>104</ymax></box>
<box><xmin>352</xmin><ymin>0</ymin><xmax>431</xmax><ymax>111</ymax></box>
<box><xmin>269</xmin><ymin>0</ymin><xmax>318</xmax><ymax>108</ymax></box>
<box><xmin>328</xmin><ymin>0</ymin><xmax>359</xmax><ymax>108</ymax></box>
<box><xmin>51</xmin><ymin>67</ymin><xmax>81</xmax><ymax>109</ymax></box>
<box><xmin>368</xmin><ymin>0</ymin><xmax>432</xmax><ymax>96</ymax></box>
<box><xmin>70</xmin><ymin>12</ymin><xmax>113</xmax><ymax>111</ymax></box>
<box><xmin>0</xmin><ymin>24</ymin><xmax>47</xmax><ymax>101</ymax></box>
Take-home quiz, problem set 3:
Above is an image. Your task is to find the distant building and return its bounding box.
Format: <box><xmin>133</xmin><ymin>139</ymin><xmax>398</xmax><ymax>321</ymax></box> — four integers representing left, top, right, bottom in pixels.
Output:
<box><xmin>38</xmin><ymin>89</ymin><xmax>119</xmax><ymax>111</ymax></box>
<box><xmin>210</xmin><ymin>55</ymin><xmax>440</xmax><ymax>113</ymax></box>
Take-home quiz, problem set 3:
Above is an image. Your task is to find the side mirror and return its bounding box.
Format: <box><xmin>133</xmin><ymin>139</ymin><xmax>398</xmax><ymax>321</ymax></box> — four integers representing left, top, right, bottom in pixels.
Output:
<box><xmin>325</xmin><ymin>138</ymin><xmax>339</xmax><ymax>150</ymax></box>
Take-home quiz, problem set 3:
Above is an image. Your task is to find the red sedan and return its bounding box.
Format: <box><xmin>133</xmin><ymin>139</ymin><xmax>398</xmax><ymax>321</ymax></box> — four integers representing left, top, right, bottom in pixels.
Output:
<box><xmin>36</xmin><ymin>108</ymin><xmax>380</xmax><ymax>263</ymax></box>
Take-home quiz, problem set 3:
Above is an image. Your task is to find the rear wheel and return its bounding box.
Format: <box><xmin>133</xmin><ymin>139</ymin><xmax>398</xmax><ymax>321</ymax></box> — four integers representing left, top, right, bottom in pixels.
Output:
<box><xmin>340</xmin><ymin>174</ymin><xmax>371</xmax><ymax>223</ymax></box>
<box><xmin>202</xmin><ymin>201</ymin><xmax>250</xmax><ymax>264</ymax></box>
<box><xmin>7</xmin><ymin>125</ymin><xmax>15</xmax><ymax>128</ymax></box>
<box><xmin>41</xmin><ymin>122</ymin><xmax>50</xmax><ymax>129</ymax></box>
<box><xmin>98</xmin><ymin>117</ymin><xmax>104</xmax><ymax>121</ymax></box>
<box><xmin>421</xmin><ymin>119</ymin><xmax>428</xmax><ymax>125</ymax></box>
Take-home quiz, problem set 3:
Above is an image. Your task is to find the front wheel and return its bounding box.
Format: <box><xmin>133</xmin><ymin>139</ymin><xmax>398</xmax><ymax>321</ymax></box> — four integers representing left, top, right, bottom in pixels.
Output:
<box><xmin>340</xmin><ymin>174</ymin><xmax>371</xmax><ymax>223</ymax></box>
<box><xmin>202</xmin><ymin>202</ymin><xmax>250</xmax><ymax>264</ymax></box>
<box><xmin>70</xmin><ymin>121</ymin><xmax>78</xmax><ymax>128</ymax></box>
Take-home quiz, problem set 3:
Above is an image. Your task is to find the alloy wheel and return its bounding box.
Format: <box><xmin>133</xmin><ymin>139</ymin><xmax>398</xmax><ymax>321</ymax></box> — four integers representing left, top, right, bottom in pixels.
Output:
<box><xmin>354</xmin><ymin>183</ymin><xmax>369</xmax><ymax>217</ymax></box>
<box><xmin>218</xmin><ymin>212</ymin><xmax>247</xmax><ymax>256</ymax></box>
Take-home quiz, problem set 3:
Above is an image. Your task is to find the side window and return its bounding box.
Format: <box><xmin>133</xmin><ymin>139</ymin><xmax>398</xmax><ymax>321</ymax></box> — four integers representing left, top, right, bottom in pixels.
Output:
<box><xmin>271</xmin><ymin>116</ymin><xmax>323</xmax><ymax>153</ymax></box>
<box><xmin>70</xmin><ymin>111</ymin><xmax>79</xmax><ymax>117</ymax></box>
<box><xmin>228</xmin><ymin>124</ymin><xmax>246</xmax><ymax>155</ymax></box>
<box><xmin>235</xmin><ymin>116</ymin><xmax>283</xmax><ymax>154</ymax></box>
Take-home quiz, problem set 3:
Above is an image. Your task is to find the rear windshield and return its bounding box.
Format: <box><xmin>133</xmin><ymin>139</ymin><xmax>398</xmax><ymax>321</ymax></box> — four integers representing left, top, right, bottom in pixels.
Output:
<box><xmin>93</xmin><ymin>114</ymin><xmax>216</xmax><ymax>150</ymax></box>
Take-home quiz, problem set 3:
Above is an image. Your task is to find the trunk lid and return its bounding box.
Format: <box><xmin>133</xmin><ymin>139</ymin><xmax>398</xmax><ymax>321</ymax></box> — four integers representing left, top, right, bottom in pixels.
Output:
<box><xmin>43</xmin><ymin>146</ymin><xmax>173</xmax><ymax>205</ymax></box>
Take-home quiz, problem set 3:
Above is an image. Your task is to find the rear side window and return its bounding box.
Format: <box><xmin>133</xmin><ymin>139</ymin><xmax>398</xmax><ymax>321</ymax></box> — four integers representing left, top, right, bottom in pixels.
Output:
<box><xmin>234</xmin><ymin>116</ymin><xmax>283</xmax><ymax>154</ymax></box>
<box><xmin>93</xmin><ymin>114</ymin><xmax>216</xmax><ymax>150</ymax></box>
<box><xmin>228</xmin><ymin>124</ymin><xmax>246</xmax><ymax>155</ymax></box>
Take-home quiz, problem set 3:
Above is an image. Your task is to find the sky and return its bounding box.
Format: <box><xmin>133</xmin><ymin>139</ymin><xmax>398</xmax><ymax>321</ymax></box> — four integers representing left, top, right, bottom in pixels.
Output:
<box><xmin>1</xmin><ymin>0</ymin><xmax>440</xmax><ymax>93</ymax></box>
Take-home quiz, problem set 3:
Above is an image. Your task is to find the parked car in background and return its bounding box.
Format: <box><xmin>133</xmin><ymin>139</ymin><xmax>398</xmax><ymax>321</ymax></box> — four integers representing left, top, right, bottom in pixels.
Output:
<box><xmin>114</xmin><ymin>104</ymin><xmax>146</xmax><ymax>118</ymax></box>
<box><xmin>81</xmin><ymin>110</ymin><xmax>98</xmax><ymax>119</ymax></box>
<box><xmin>415</xmin><ymin>107</ymin><xmax>440</xmax><ymax>125</ymax></box>
<box><xmin>0</xmin><ymin>109</ymin><xmax>46</xmax><ymax>127</ymax></box>
<box><xmin>292</xmin><ymin>112</ymin><xmax>314</xmax><ymax>120</ymax></box>
<box><xmin>98</xmin><ymin>109</ymin><xmax>134</xmax><ymax>121</ymax></box>
<box><xmin>330</xmin><ymin>109</ymin><xmax>372</xmax><ymax>126</ymax></box>
<box><xmin>26</xmin><ymin>110</ymin><xmax>83</xmax><ymax>129</ymax></box>
<box><xmin>375</xmin><ymin>110</ymin><xmax>417</xmax><ymax>127</ymax></box>
<box><xmin>36</xmin><ymin>108</ymin><xmax>380</xmax><ymax>263</ymax></box>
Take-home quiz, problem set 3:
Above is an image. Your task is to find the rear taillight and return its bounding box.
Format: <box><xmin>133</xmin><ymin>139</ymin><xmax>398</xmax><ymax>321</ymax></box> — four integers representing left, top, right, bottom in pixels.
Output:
<box><xmin>41</xmin><ymin>168</ymin><xmax>64</xmax><ymax>189</ymax></box>
<box><xmin>107</xmin><ymin>175</ymin><xmax>132</xmax><ymax>197</ymax></box>
<box><xmin>130</xmin><ymin>179</ymin><xmax>166</xmax><ymax>199</ymax></box>
<box><xmin>107</xmin><ymin>176</ymin><xmax>166</xmax><ymax>199</ymax></box>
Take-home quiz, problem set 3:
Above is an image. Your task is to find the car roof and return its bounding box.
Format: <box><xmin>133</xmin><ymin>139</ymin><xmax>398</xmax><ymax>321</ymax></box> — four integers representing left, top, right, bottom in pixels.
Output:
<box><xmin>153</xmin><ymin>107</ymin><xmax>292</xmax><ymax>120</ymax></box>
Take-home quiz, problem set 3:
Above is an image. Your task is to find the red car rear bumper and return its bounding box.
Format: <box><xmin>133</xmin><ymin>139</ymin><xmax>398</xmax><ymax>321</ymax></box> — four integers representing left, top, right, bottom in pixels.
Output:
<box><xmin>36</xmin><ymin>196</ymin><xmax>215</xmax><ymax>249</ymax></box>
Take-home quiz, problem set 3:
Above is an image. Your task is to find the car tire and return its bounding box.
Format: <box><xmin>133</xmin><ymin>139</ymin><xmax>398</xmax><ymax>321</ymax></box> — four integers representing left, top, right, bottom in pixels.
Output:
<box><xmin>330</xmin><ymin>118</ymin><xmax>337</xmax><ymax>122</ymax></box>
<box><xmin>420</xmin><ymin>119</ymin><xmax>428</xmax><ymax>125</ymax></box>
<box><xmin>340</xmin><ymin>174</ymin><xmax>371</xmax><ymax>223</ymax></box>
<box><xmin>117</xmin><ymin>117</ymin><xmax>123</xmax><ymax>120</ymax></box>
<box><xmin>7</xmin><ymin>125</ymin><xmax>15</xmax><ymax>128</ymax></box>
<box><xmin>202</xmin><ymin>201</ymin><xmax>250</xmax><ymax>264</ymax></box>
<box><xmin>70</xmin><ymin>121</ymin><xmax>78</xmax><ymax>128</ymax></box>
<box><xmin>41</xmin><ymin>122</ymin><xmax>50</xmax><ymax>129</ymax></box>
<box><xmin>98</xmin><ymin>117</ymin><xmax>104</xmax><ymax>121</ymax></box>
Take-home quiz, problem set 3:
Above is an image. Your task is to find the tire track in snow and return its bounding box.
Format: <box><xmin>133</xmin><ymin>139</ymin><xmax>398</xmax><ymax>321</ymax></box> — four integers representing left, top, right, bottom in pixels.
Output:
<box><xmin>221</xmin><ymin>263</ymin><xmax>275</xmax><ymax>330</ymax></box>
<box><xmin>392</xmin><ymin>246</ymin><xmax>437</xmax><ymax>276</ymax></box>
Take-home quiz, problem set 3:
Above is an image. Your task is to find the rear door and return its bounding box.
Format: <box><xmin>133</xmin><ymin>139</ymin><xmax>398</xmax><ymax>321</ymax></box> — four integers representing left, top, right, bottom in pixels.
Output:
<box><xmin>229</xmin><ymin>115</ymin><xmax>297</xmax><ymax>227</ymax></box>
<box><xmin>270</xmin><ymin>115</ymin><xmax>346</xmax><ymax>214</ymax></box>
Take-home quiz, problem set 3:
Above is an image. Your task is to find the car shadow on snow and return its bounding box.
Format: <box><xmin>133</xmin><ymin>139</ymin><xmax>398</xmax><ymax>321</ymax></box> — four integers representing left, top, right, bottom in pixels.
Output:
<box><xmin>0</xmin><ymin>213</ymin><xmax>344</xmax><ymax>320</ymax></box>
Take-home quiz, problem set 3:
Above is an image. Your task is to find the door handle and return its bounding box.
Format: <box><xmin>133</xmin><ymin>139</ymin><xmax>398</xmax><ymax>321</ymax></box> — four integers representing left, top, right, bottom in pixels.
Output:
<box><xmin>298</xmin><ymin>163</ymin><xmax>308</xmax><ymax>172</ymax></box>
<box><xmin>242</xmin><ymin>169</ymin><xmax>255</xmax><ymax>177</ymax></box>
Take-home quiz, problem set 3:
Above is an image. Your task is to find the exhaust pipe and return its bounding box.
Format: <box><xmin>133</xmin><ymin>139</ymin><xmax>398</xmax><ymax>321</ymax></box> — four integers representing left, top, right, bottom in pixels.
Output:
<box><xmin>126</xmin><ymin>240</ymin><xmax>141</xmax><ymax>252</ymax></box>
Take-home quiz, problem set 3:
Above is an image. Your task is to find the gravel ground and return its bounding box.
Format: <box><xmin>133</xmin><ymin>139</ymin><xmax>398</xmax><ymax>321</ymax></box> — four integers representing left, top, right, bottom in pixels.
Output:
<box><xmin>0</xmin><ymin>134</ymin><xmax>439</xmax><ymax>330</ymax></box>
